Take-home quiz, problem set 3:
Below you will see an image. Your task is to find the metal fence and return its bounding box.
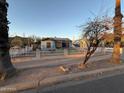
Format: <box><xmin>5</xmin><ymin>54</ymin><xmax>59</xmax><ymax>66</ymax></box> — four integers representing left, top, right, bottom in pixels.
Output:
<box><xmin>10</xmin><ymin>47</ymin><xmax>36</xmax><ymax>58</ymax></box>
<box><xmin>10</xmin><ymin>48</ymin><xmax>82</xmax><ymax>58</ymax></box>
<box><xmin>10</xmin><ymin>48</ymin><xmax>103</xmax><ymax>58</ymax></box>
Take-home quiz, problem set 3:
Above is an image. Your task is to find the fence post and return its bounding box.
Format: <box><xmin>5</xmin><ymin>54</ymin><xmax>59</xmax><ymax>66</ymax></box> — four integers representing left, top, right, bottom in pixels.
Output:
<box><xmin>36</xmin><ymin>49</ymin><xmax>41</xmax><ymax>59</ymax></box>
<box><xmin>121</xmin><ymin>48</ymin><xmax>124</xmax><ymax>61</ymax></box>
<box><xmin>64</xmin><ymin>48</ymin><xmax>68</xmax><ymax>56</ymax></box>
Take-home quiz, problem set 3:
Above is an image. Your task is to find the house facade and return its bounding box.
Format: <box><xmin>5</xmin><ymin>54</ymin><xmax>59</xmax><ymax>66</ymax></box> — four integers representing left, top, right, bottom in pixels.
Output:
<box><xmin>41</xmin><ymin>37</ymin><xmax>72</xmax><ymax>50</ymax></box>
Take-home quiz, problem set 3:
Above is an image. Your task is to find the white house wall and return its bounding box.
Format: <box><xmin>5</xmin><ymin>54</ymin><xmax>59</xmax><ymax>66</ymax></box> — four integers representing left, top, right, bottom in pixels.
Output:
<box><xmin>41</xmin><ymin>40</ymin><xmax>55</xmax><ymax>50</ymax></box>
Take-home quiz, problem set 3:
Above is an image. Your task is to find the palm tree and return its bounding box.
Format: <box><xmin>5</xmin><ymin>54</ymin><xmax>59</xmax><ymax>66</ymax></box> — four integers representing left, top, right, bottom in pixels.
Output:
<box><xmin>0</xmin><ymin>0</ymin><xmax>15</xmax><ymax>80</ymax></box>
<box><xmin>112</xmin><ymin>0</ymin><xmax>123</xmax><ymax>63</ymax></box>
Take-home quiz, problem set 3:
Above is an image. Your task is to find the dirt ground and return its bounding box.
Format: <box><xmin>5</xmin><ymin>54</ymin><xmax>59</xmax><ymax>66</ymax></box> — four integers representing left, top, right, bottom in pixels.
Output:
<box><xmin>0</xmin><ymin>52</ymin><xmax>122</xmax><ymax>88</ymax></box>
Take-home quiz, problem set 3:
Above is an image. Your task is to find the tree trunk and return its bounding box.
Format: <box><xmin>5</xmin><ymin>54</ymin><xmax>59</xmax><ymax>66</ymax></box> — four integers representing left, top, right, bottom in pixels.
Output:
<box><xmin>112</xmin><ymin>42</ymin><xmax>121</xmax><ymax>64</ymax></box>
<box><xmin>0</xmin><ymin>0</ymin><xmax>16</xmax><ymax>80</ymax></box>
<box><xmin>112</xmin><ymin>0</ymin><xmax>123</xmax><ymax>64</ymax></box>
<box><xmin>83</xmin><ymin>47</ymin><xmax>97</xmax><ymax>64</ymax></box>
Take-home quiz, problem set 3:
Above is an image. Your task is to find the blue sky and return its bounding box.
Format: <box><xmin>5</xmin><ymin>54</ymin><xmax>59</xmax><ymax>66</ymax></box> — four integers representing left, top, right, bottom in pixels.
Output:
<box><xmin>7</xmin><ymin>0</ymin><xmax>124</xmax><ymax>40</ymax></box>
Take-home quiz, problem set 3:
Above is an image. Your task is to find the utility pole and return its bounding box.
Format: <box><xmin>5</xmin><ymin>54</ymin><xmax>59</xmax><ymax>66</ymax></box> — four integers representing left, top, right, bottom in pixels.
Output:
<box><xmin>113</xmin><ymin>0</ymin><xmax>123</xmax><ymax>63</ymax></box>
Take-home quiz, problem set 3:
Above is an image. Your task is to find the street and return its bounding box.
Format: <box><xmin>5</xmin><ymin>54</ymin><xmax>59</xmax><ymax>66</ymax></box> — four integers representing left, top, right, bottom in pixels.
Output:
<box><xmin>40</xmin><ymin>72</ymin><xmax>124</xmax><ymax>93</ymax></box>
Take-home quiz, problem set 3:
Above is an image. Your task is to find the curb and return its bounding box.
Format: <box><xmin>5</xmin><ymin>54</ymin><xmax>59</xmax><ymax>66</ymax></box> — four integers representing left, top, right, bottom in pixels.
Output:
<box><xmin>1</xmin><ymin>64</ymin><xmax>124</xmax><ymax>93</ymax></box>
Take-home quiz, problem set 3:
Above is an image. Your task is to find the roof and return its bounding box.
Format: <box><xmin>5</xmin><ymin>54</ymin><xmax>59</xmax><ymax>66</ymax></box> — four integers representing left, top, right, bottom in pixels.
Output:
<box><xmin>41</xmin><ymin>37</ymin><xmax>72</xmax><ymax>41</ymax></box>
<box><xmin>11</xmin><ymin>46</ymin><xmax>21</xmax><ymax>49</ymax></box>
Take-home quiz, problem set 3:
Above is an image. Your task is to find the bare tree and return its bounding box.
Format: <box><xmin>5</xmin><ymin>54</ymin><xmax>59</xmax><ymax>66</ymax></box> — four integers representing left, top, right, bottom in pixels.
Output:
<box><xmin>0</xmin><ymin>0</ymin><xmax>16</xmax><ymax>80</ymax></box>
<box><xmin>80</xmin><ymin>16</ymin><xmax>112</xmax><ymax>65</ymax></box>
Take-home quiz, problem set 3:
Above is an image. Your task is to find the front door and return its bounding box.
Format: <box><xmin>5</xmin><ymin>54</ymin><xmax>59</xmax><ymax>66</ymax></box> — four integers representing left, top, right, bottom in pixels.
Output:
<box><xmin>47</xmin><ymin>42</ymin><xmax>51</xmax><ymax>48</ymax></box>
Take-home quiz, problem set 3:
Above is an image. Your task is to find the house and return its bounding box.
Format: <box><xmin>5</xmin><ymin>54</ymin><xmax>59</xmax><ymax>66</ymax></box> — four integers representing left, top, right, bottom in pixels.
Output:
<box><xmin>41</xmin><ymin>37</ymin><xmax>72</xmax><ymax>50</ymax></box>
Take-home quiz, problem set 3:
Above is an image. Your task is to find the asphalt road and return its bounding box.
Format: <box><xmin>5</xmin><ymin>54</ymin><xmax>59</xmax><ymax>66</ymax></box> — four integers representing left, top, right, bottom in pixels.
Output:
<box><xmin>39</xmin><ymin>73</ymin><xmax>124</xmax><ymax>93</ymax></box>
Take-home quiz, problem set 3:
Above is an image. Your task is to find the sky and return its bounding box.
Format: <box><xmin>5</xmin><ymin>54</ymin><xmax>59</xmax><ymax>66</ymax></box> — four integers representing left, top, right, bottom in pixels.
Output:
<box><xmin>7</xmin><ymin>0</ymin><xmax>124</xmax><ymax>40</ymax></box>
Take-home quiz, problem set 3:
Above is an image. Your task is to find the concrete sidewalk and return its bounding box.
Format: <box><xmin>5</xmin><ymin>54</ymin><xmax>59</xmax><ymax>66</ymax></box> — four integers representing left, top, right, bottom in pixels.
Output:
<box><xmin>14</xmin><ymin>54</ymin><xmax>111</xmax><ymax>70</ymax></box>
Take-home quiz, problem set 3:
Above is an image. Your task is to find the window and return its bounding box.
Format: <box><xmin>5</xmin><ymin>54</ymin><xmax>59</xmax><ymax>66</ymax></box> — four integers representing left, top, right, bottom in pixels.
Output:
<box><xmin>47</xmin><ymin>42</ymin><xmax>51</xmax><ymax>48</ymax></box>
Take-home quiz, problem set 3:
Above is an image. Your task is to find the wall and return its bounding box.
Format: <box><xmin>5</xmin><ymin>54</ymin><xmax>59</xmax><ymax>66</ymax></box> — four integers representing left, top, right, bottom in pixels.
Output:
<box><xmin>41</xmin><ymin>40</ymin><xmax>55</xmax><ymax>50</ymax></box>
